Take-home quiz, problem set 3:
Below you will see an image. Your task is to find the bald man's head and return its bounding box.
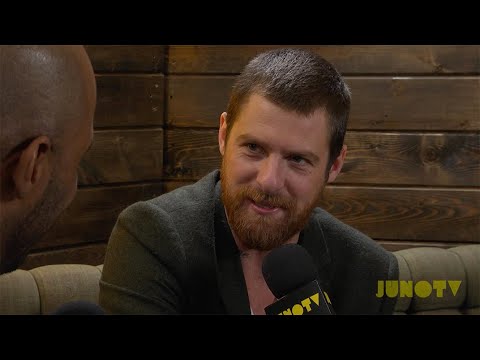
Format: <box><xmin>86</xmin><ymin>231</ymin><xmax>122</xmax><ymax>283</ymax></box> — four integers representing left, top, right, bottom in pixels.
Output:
<box><xmin>0</xmin><ymin>45</ymin><xmax>96</xmax><ymax>274</ymax></box>
<box><xmin>1</xmin><ymin>45</ymin><xmax>96</xmax><ymax>159</ymax></box>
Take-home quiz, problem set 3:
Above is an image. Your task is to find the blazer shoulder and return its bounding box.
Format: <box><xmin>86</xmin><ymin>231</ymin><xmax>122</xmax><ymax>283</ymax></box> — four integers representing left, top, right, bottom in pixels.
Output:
<box><xmin>311</xmin><ymin>207</ymin><xmax>398</xmax><ymax>277</ymax></box>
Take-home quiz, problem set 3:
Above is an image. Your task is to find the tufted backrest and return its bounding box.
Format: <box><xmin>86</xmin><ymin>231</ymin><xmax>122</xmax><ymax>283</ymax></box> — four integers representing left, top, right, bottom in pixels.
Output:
<box><xmin>393</xmin><ymin>245</ymin><xmax>479</xmax><ymax>315</ymax></box>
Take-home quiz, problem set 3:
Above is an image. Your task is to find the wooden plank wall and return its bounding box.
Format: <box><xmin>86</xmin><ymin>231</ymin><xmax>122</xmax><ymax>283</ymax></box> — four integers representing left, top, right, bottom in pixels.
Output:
<box><xmin>20</xmin><ymin>45</ymin><xmax>480</xmax><ymax>269</ymax></box>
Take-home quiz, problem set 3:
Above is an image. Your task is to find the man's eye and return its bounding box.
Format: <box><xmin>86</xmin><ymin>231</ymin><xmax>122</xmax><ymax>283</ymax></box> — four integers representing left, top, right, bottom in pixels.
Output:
<box><xmin>247</xmin><ymin>143</ymin><xmax>258</xmax><ymax>151</ymax></box>
<box><xmin>291</xmin><ymin>156</ymin><xmax>306</xmax><ymax>164</ymax></box>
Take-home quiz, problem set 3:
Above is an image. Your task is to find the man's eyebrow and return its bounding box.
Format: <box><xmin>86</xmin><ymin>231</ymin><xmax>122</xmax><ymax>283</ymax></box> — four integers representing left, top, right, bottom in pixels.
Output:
<box><xmin>236</xmin><ymin>133</ymin><xmax>269</xmax><ymax>149</ymax></box>
<box><xmin>236</xmin><ymin>133</ymin><xmax>320</xmax><ymax>163</ymax></box>
<box><xmin>236</xmin><ymin>133</ymin><xmax>258</xmax><ymax>143</ymax></box>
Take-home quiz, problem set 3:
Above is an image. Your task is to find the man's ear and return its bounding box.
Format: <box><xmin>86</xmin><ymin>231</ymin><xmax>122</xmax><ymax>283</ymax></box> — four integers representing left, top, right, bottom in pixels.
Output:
<box><xmin>327</xmin><ymin>145</ymin><xmax>347</xmax><ymax>183</ymax></box>
<box><xmin>8</xmin><ymin>135</ymin><xmax>52</xmax><ymax>199</ymax></box>
<box><xmin>218</xmin><ymin>112</ymin><xmax>228</xmax><ymax>156</ymax></box>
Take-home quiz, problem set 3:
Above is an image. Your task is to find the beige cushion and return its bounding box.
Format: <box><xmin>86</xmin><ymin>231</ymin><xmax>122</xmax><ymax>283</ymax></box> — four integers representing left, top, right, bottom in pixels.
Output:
<box><xmin>394</xmin><ymin>247</ymin><xmax>467</xmax><ymax>312</ymax></box>
<box><xmin>30</xmin><ymin>264</ymin><xmax>102</xmax><ymax>314</ymax></box>
<box><xmin>0</xmin><ymin>269</ymin><xmax>40</xmax><ymax>315</ymax></box>
<box><xmin>448</xmin><ymin>245</ymin><xmax>480</xmax><ymax>308</ymax></box>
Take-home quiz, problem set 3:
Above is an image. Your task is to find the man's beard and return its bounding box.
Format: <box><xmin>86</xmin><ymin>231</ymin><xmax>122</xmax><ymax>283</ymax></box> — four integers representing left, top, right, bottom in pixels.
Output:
<box><xmin>220</xmin><ymin>159</ymin><xmax>324</xmax><ymax>251</ymax></box>
<box><xmin>0</xmin><ymin>176</ymin><xmax>65</xmax><ymax>274</ymax></box>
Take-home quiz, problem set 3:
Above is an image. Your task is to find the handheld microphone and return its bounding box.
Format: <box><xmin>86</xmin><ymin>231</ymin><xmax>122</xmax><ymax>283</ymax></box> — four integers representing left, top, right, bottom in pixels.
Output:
<box><xmin>50</xmin><ymin>300</ymin><xmax>106</xmax><ymax>315</ymax></box>
<box><xmin>262</xmin><ymin>244</ymin><xmax>335</xmax><ymax>315</ymax></box>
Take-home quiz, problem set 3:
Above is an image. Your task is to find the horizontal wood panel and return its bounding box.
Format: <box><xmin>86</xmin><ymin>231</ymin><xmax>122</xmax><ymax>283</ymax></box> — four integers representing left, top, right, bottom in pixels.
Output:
<box><xmin>165</xmin><ymin>129</ymin><xmax>219</xmax><ymax>179</ymax></box>
<box><xmin>341</xmin><ymin>132</ymin><xmax>479</xmax><ymax>186</ymax></box>
<box><xmin>162</xmin><ymin>180</ymin><xmax>479</xmax><ymax>243</ymax></box>
<box><xmin>79</xmin><ymin>129</ymin><xmax>164</xmax><ymax>185</ymax></box>
<box><xmin>85</xmin><ymin>45</ymin><xmax>165</xmax><ymax>73</ymax></box>
<box><xmin>32</xmin><ymin>183</ymin><xmax>164</xmax><ymax>250</ymax></box>
<box><xmin>320</xmin><ymin>186</ymin><xmax>480</xmax><ymax>243</ymax></box>
<box><xmin>378</xmin><ymin>241</ymin><xmax>477</xmax><ymax>252</ymax></box>
<box><xmin>168</xmin><ymin>45</ymin><xmax>480</xmax><ymax>74</ymax></box>
<box><xmin>349</xmin><ymin>77</ymin><xmax>479</xmax><ymax>130</ymax></box>
<box><xmin>95</xmin><ymin>75</ymin><xmax>165</xmax><ymax>128</ymax></box>
<box><xmin>168</xmin><ymin>76</ymin><xmax>480</xmax><ymax>130</ymax></box>
<box><xmin>165</xmin><ymin>129</ymin><xmax>480</xmax><ymax>186</ymax></box>
<box><xmin>167</xmin><ymin>76</ymin><xmax>230</xmax><ymax>127</ymax></box>
<box><xmin>20</xmin><ymin>243</ymin><xmax>107</xmax><ymax>270</ymax></box>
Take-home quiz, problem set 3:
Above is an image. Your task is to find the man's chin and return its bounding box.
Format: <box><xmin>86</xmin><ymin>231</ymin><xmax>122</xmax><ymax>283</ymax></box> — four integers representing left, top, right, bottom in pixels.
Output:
<box><xmin>239</xmin><ymin>233</ymin><xmax>290</xmax><ymax>251</ymax></box>
<box><xmin>235</xmin><ymin>222</ymin><xmax>293</xmax><ymax>250</ymax></box>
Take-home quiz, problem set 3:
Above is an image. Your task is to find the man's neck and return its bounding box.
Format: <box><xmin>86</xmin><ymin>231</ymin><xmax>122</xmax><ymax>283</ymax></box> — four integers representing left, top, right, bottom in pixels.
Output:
<box><xmin>223</xmin><ymin>207</ymin><xmax>300</xmax><ymax>314</ymax></box>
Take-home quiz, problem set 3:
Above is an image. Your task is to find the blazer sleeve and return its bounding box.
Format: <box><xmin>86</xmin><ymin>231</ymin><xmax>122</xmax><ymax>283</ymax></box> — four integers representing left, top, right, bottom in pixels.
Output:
<box><xmin>99</xmin><ymin>201</ymin><xmax>187</xmax><ymax>314</ymax></box>
<box><xmin>379</xmin><ymin>250</ymin><xmax>399</xmax><ymax>314</ymax></box>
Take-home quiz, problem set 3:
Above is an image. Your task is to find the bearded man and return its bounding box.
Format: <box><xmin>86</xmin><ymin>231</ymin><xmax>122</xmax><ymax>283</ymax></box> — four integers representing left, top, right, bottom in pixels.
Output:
<box><xmin>99</xmin><ymin>48</ymin><xmax>399</xmax><ymax>315</ymax></box>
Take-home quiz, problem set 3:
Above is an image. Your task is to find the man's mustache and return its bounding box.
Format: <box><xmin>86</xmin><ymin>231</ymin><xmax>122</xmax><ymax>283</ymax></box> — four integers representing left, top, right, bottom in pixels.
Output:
<box><xmin>238</xmin><ymin>186</ymin><xmax>295</xmax><ymax>210</ymax></box>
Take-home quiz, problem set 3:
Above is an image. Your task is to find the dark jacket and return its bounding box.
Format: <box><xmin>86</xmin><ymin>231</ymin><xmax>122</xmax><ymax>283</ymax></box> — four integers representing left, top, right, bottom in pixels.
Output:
<box><xmin>99</xmin><ymin>170</ymin><xmax>398</xmax><ymax>314</ymax></box>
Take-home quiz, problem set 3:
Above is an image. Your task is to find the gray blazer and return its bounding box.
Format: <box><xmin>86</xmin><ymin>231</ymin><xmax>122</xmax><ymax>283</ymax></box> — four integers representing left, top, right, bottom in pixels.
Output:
<box><xmin>99</xmin><ymin>170</ymin><xmax>398</xmax><ymax>314</ymax></box>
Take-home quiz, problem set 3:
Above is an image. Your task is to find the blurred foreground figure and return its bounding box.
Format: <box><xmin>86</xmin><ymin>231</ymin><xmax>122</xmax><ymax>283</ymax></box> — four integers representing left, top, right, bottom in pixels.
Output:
<box><xmin>0</xmin><ymin>45</ymin><xmax>96</xmax><ymax>274</ymax></box>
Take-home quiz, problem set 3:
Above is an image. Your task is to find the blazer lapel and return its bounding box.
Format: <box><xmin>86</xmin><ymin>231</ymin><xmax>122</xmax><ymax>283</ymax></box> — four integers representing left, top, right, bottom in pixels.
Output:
<box><xmin>298</xmin><ymin>213</ymin><xmax>333</xmax><ymax>292</ymax></box>
<box><xmin>214</xmin><ymin>181</ymin><xmax>251</xmax><ymax>315</ymax></box>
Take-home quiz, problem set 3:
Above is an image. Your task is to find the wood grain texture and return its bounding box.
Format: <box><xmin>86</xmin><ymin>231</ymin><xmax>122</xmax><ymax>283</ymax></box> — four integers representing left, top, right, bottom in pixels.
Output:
<box><xmin>85</xmin><ymin>45</ymin><xmax>166</xmax><ymax>73</ymax></box>
<box><xmin>349</xmin><ymin>77</ymin><xmax>480</xmax><ymax>131</ymax></box>
<box><xmin>20</xmin><ymin>243</ymin><xmax>107</xmax><ymax>270</ymax></box>
<box><xmin>167</xmin><ymin>76</ymin><xmax>231</xmax><ymax>127</ymax></box>
<box><xmin>320</xmin><ymin>186</ymin><xmax>480</xmax><ymax>243</ymax></box>
<box><xmin>167</xmin><ymin>76</ymin><xmax>480</xmax><ymax>130</ymax></box>
<box><xmin>340</xmin><ymin>132</ymin><xmax>480</xmax><ymax>186</ymax></box>
<box><xmin>168</xmin><ymin>45</ymin><xmax>480</xmax><ymax>74</ymax></box>
<box><xmin>164</xmin><ymin>129</ymin><xmax>220</xmax><ymax>179</ymax></box>
<box><xmin>78</xmin><ymin>129</ymin><xmax>164</xmax><ymax>185</ymax></box>
<box><xmin>95</xmin><ymin>75</ymin><xmax>165</xmax><ymax>128</ymax></box>
<box><xmin>32</xmin><ymin>183</ymin><xmax>164</xmax><ymax>250</ymax></box>
<box><xmin>165</xmin><ymin>129</ymin><xmax>480</xmax><ymax>186</ymax></box>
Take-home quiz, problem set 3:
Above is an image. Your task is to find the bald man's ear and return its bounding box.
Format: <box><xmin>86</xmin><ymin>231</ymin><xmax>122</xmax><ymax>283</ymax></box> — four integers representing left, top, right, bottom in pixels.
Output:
<box><xmin>4</xmin><ymin>136</ymin><xmax>52</xmax><ymax>199</ymax></box>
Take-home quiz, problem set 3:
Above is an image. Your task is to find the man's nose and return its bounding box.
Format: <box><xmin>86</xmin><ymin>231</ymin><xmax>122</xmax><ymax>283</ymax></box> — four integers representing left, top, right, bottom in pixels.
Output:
<box><xmin>256</xmin><ymin>155</ymin><xmax>285</xmax><ymax>194</ymax></box>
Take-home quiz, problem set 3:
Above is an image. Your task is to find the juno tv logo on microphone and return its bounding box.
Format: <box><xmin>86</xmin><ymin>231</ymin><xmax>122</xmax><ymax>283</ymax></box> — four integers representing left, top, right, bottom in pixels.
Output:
<box><xmin>376</xmin><ymin>280</ymin><xmax>462</xmax><ymax>298</ymax></box>
<box><xmin>277</xmin><ymin>290</ymin><xmax>332</xmax><ymax>315</ymax></box>
<box><xmin>264</xmin><ymin>280</ymin><xmax>334</xmax><ymax>315</ymax></box>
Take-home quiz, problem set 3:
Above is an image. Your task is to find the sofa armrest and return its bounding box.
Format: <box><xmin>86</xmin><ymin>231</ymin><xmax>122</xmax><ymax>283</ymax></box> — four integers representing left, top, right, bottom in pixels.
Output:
<box><xmin>0</xmin><ymin>264</ymin><xmax>103</xmax><ymax>315</ymax></box>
